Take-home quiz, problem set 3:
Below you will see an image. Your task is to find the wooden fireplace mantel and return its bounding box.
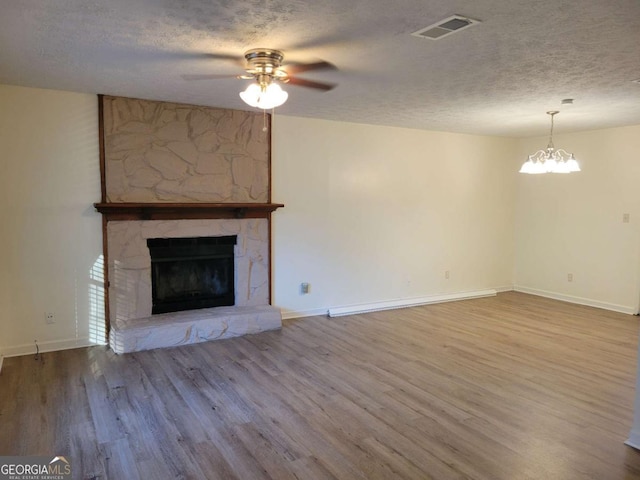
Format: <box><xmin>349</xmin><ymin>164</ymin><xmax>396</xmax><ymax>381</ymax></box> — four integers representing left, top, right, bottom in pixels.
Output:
<box><xmin>94</xmin><ymin>202</ymin><xmax>284</xmax><ymax>221</ymax></box>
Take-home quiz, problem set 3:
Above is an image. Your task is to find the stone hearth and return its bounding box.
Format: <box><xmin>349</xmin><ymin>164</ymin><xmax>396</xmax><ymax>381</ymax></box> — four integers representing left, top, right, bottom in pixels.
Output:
<box><xmin>109</xmin><ymin>305</ymin><xmax>281</xmax><ymax>354</ymax></box>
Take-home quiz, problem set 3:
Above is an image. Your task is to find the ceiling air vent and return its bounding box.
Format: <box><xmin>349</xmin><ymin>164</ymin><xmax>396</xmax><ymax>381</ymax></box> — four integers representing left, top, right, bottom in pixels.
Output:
<box><xmin>411</xmin><ymin>15</ymin><xmax>480</xmax><ymax>40</ymax></box>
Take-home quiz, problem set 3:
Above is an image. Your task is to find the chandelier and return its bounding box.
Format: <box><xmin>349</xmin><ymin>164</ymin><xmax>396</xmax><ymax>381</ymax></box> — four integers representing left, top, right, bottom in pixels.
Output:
<box><xmin>519</xmin><ymin>111</ymin><xmax>580</xmax><ymax>174</ymax></box>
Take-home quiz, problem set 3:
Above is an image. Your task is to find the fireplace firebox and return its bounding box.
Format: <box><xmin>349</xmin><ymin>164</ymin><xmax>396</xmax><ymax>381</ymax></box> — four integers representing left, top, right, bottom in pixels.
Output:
<box><xmin>147</xmin><ymin>236</ymin><xmax>237</xmax><ymax>314</ymax></box>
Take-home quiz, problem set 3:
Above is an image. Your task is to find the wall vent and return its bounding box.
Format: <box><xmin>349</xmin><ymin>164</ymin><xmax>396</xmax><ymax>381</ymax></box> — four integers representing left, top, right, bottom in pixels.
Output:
<box><xmin>411</xmin><ymin>15</ymin><xmax>481</xmax><ymax>40</ymax></box>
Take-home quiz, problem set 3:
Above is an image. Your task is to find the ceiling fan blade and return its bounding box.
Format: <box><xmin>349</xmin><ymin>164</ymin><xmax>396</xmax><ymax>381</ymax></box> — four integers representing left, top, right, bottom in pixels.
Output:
<box><xmin>284</xmin><ymin>61</ymin><xmax>336</xmax><ymax>74</ymax></box>
<box><xmin>204</xmin><ymin>52</ymin><xmax>239</xmax><ymax>60</ymax></box>
<box><xmin>286</xmin><ymin>76</ymin><xmax>336</xmax><ymax>91</ymax></box>
<box><xmin>181</xmin><ymin>73</ymin><xmax>239</xmax><ymax>81</ymax></box>
<box><xmin>204</xmin><ymin>53</ymin><xmax>245</xmax><ymax>67</ymax></box>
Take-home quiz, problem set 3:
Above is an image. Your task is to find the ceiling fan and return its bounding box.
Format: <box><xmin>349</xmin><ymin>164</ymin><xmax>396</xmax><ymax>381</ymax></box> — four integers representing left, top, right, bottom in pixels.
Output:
<box><xmin>182</xmin><ymin>48</ymin><xmax>336</xmax><ymax>109</ymax></box>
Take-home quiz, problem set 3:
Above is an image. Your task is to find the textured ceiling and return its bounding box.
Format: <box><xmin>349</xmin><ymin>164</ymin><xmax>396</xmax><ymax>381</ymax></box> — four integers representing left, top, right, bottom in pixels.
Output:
<box><xmin>1</xmin><ymin>0</ymin><xmax>639</xmax><ymax>137</ymax></box>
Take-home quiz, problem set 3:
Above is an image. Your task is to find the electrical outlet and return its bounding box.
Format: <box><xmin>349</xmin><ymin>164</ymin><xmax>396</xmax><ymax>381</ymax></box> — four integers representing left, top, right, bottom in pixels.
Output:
<box><xmin>623</xmin><ymin>213</ymin><xmax>630</xmax><ymax>223</ymax></box>
<box><xmin>567</xmin><ymin>273</ymin><xmax>573</xmax><ymax>282</ymax></box>
<box><xmin>300</xmin><ymin>283</ymin><xmax>310</xmax><ymax>295</ymax></box>
<box><xmin>445</xmin><ymin>270</ymin><xmax>450</xmax><ymax>279</ymax></box>
<box><xmin>45</xmin><ymin>312</ymin><xmax>55</xmax><ymax>324</ymax></box>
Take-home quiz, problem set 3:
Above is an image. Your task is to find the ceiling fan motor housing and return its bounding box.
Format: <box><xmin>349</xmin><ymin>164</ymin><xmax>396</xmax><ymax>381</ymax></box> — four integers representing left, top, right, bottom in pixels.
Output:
<box><xmin>244</xmin><ymin>49</ymin><xmax>287</xmax><ymax>79</ymax></box>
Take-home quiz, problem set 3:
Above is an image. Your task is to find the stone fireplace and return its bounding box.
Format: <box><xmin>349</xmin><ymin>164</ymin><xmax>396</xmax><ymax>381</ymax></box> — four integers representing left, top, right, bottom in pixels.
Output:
<box><xmin>95</xmin><ymin>96</ymin><xmax>283</xmax><ymax>353</ymax></box>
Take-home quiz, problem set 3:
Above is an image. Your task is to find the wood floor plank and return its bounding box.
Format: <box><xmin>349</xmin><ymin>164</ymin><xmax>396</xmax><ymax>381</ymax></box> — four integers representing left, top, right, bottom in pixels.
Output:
<box><xmin>2</xmin><ymin>292</ymin><xmax>640</xmax><ymax>479</ymax></box>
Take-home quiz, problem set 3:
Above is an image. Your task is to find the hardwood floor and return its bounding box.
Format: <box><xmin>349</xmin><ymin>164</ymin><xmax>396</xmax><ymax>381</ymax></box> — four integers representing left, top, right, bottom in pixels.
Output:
<box><xmin>2</xmin><ymin>292</ymin><xmax>640</xmax><ymax>479</ymax></box>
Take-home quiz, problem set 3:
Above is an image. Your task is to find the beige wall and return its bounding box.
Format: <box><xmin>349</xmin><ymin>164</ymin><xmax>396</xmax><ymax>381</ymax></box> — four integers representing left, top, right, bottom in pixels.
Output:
<box><xmin>514</xmin><ymin>125</ymin><xmax>640</xmax><ymax>313</ymax></box>
<box><xmin>0</xmin><ymin>85</ymin><xmax>103</xmax><ymax>357</ymax></box>
<box><xmin>272</xmin><ymin>115</ymin><xmax>518</xmax><ymax>317</ymax></box>
<box><xmin>1</xmin><ymin>83</ymin><xmax>639</xmax><ymax>358</ymax></box>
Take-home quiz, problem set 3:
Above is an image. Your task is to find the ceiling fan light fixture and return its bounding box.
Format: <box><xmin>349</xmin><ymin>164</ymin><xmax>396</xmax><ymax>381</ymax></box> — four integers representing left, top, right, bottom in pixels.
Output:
<box><xmin>239</xmin><ymin>82</ymin><xmax>288</xmax><ymax>110</ymax></box>
<box><xmin>185</xmin><ymin>48</ymin><xmax>333</xmax><ymax>111</ymax></box>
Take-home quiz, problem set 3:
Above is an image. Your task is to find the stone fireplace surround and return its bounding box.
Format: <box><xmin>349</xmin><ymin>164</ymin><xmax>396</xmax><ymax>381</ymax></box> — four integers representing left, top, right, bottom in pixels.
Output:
<box><xmin>107</xmin><ymin>218</ymin><xmax>281</xmax><ymax>354</ymax></box>
<box><xmin>97</xmin><ymin>95</ymin><xmax>283</xmax><ymax>354</ymax></box>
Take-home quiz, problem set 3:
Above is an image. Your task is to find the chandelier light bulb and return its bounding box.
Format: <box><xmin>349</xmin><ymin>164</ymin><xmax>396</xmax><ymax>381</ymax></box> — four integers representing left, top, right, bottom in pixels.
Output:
<box><xmin>566</xmin><ymin>154</ymin><xmax>580</xmax><ymax>172</ymax></box>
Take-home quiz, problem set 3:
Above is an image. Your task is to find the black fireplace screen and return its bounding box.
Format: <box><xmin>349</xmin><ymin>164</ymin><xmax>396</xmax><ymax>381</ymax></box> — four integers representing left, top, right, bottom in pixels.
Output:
<box><xmin>147</xmin><ymin>236</ymin><xmax>237</xmax><ymax>314</ymax></box>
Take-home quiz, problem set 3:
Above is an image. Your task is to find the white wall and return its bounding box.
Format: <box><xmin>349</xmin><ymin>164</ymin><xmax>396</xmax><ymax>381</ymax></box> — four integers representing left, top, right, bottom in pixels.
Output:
<box><xmin>514</xmin><ymin>125</ymin><xmax>640</xmax><ymax>313</ymax></box>
<box><xmin>0</xmin><ymin>85</ymin><xmax>104</xmax><ymax>357</ymax></box>
<box><xmin>272</xmin><ymin>115</ymin><xmax>517</xmax><ymax>318</ymax></box>
<box><xmin>1</xmin><ymin>83</ymin><xmax>638</xmax><ymax>356</ymax></box>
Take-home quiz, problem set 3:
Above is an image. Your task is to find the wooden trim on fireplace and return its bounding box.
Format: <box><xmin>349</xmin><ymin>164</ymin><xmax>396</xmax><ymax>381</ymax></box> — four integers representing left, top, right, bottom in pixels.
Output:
<box><xmin>101</xmin><ymin>216</ymin><xmax>111</xmax><ymax>339</ymax></box>
<box><xmin>268</xmin><ymin>113</ymin><xmax>273</xmax><ymax>203</ymax></box>
<box><xmin>98</xmin><ymin>94</ymin><xmax>110</xmax><ymax>340</ymax></box>
<box><xmin>268</xmin><ymin>212</ymin><xmax>273</xmax><ymax>304</ymax></box>
<box><xmin>268</xmin><ymin>113</ymin><xmax>273</xmax><ymax>304</ymax></box>
<box><xmin>94</xmin><ymin>202</ymin><xmax>284</xmax><ymax>221</ymax></box>
<box><xmin>98</xmin><ymin>95</ymin><xmax>106</xmax><ymax>203</ymax></box>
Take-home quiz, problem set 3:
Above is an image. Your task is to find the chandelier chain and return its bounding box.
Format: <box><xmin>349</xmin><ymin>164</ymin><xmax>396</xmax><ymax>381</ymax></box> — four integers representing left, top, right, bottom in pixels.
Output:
<box><xmin>547</xmin><ymin>111</ymin><xmax>558</xmax><ymax>149</ymax></box>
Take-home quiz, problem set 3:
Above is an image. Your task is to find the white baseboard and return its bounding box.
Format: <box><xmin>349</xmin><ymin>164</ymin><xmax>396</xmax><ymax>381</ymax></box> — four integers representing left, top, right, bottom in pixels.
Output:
<box><xmin>281</xmin><ymin>307</ymin><xmax>329</xmax><ymax>320</ymax></box>
<box><xmin>513</xmin><ymin>285</ymin><xmax>636</xmax><ymax>315</ymax></box>
<box><xmin>328</xmin><ymin>289</ymin><xmax>497</xmax><ymax>317</ymax></box>
<box><xmin>1</xmin><ymin>337</ymin><xmax>96</xmax><ymax>359</ymax></box>
<box><xmin>625</xmin><ymin>430</ymin><xmax>640</xmax><ymax>450</ymax></box>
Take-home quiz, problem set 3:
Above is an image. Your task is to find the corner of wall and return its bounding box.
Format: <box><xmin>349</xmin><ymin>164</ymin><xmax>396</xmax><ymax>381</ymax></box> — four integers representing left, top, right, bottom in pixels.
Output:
<box><xmin>513</xmin><ymin>285</ymin><xmax>637</xmax><ymax>315</ymax></box>
<box><xmin>495</xmin><ymin>285</ymin><xmax>515</xmax><ymax>293</ymax></box>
